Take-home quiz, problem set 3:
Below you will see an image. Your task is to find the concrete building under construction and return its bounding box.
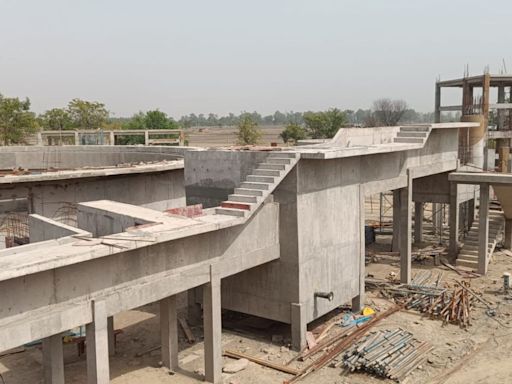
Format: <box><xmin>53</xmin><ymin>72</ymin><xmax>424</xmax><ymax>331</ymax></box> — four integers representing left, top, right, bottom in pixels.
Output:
<box><xmin>0</xmin><ymin>76</ymin><xmax>512</xmax><ymax>384</ymax></box>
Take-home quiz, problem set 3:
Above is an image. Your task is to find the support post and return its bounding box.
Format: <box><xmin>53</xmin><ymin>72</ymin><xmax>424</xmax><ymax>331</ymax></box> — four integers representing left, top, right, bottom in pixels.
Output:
<box><xmin>449</xmin><ymin>183</ymin><xmax>460</xmax><ymax>260</ymax></box>
<box><xmin>86</xmin><ymin>300</ymin><xmax>110</xmax><ymax>384</ymax></box>
<box><xmin>160</xmin><ymin>295</ymin><xmax>179</xmax><ymax>371</ymax></box>
<box><xmin>187</xmin><ymin>288</ymin><xmax>202</xmax><ymax>326</ymax></box>
<box><xmin>414</xmin><ymin>202</ymin><xmax>424</xmax><ymax>243</ymax></box>
<box><xmin>203</xmin><ymin>266</ymin><xmax>222</xmax><ymax>384</ymax></box>
<box><xmin>392</xmin><ymin>189</ymin><xmax>401</xmax><ymax>252</ymax></box>
<box><xmin>107</xmin><ymin>316</ymin><xmax>115</xmax><ymax>356</ymax></box>
<box><xmin>478</xmin><ymin>183</ymin><xmax>490</xmax><ymax>275</ymax></box>
<box><xmin>74</xmin><ymin>131</ymin><xmax>80</xmax><ymax>145</ymax></box>
<box><xmin>109</xmin><ymin>131</ymin><xmax>115</xmax><ymax>145</ymax></box>
<box><xmin>144</xmin><ymin>130</ymin><xmax>149</xmax><ymax>146</ymax></box>
<box><xmin>42</xmin><ymin>333</ymin><xmax>65</xmax><ymax>384</ymax></box>
<box><xmin>434</xmin><ymin>83</ymin><xmax>441</xmax><ymax>123</ymax></box>
<box><xmin>291</xmin><ymin>303</ymin><xmax>306</xmax><ymax>352</ymax></box>
<box><xmin>505</xmin><ymin>219</ymin><xmax>512</xmax><ymax>250</ymax></box>
<box><xmin>399</xmin><ymin>173</ymin><xmax>412</xmax><ymax>284</ymax></box>
<box><xmin>352</xmin><ymin>184</ymin><xmax>365</xmax><ymax>312</ymax></box>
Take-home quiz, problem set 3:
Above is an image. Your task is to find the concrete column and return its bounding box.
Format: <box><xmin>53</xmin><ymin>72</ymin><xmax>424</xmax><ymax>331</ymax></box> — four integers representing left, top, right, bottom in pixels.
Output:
<box><xmin>37</xmin><ymin>132</ymin><xmax>43</xmax><ymax>146</ymax></box>
<box><xmin>414</xmin><ymin>202</ymin><xmax>423</xmax><ymax>244</ymax></box>
<box><xmin>203</xmin><ymin>266</ymin><xmax>222</xmax><ymax>384</ymax></box>
<box><xmin>291</xmin><ymin>303</ymin><xmax>306</xmax><ymax>352</ymax></box>
<box><xmin>160</xmin><ymin>295</ymin><xmax>179</xmax><ymax>371</ymax></box>
<box><xmin>144</xmin><ymin>130</ymin><xmax>149</xmax><ymax>146</ymax></box>
<box><xmin>392</xmin><ymin>189</ymin><xmax>401</xmax><ymax>252</ymax></box>
<box><xmin>434</xmin><ymin>83</ymin><xmax>441</xmax><ymax>123</ymax></box>
<box><xmin>467</xmin><ymin>198</ymin><xmax>475</xmax><ymax>230</ymax></box>
<box><xmin>42</xmin><ymin>333</ymin><xmax>65</xmax><ymax>384</ymax></box>
<box><xmin>352</xmin><ymin>184</ymin><xmax>365</xmax><ymax>312</ymax></box>
<box><xmin>505</xmin><ymin>219</ymin><xmax>512</xmax><ymax>250</ymax></box>
<box><xmin>74</xmin><ymin>131</ymin><xmax>80</xmax><ymax>145</ymax></box>
<box><xmin>107</xmin><ymin>316</ymin><xmax>115</xmax><ymax>356</ymax></box>
<box><xmin>399</xmin><ymin>173</ymin><xmax>412</xmax><ymax>284</ymax></box>
<box><xmin>109</xmin><ymin>131</ymin><xmax>115</xmax><ymax>145</ymax></box>
<box><xmin>86</xmin><ymin>300</ymin><xmax>110</xmax><ymax>384</ymax></box>
<box><xmin>449</xmin><ymin>183</ymin><xmax>460</xmax><ymax>260</ymax></box>
<box><xmin>187</xmin><ymin>288</ymin><xmax>202</xmax><ymax>325</ymax></box>
<box><xmin>478</xmin><ymin>184</ymin><xmax>490</xmax><ymax>275</ymax></box>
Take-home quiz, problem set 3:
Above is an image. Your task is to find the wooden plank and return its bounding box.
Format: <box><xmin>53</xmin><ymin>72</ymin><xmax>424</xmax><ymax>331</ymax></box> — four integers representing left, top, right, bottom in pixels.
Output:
<box><xmin>224</xmin><ymin>350</ymin><xmax>299</xmax><ymax>375</ymax></box>
<box><xmin>178</xmin><ymin>317</ymin><xmax>195</xmax><ymax>343</ymax></box>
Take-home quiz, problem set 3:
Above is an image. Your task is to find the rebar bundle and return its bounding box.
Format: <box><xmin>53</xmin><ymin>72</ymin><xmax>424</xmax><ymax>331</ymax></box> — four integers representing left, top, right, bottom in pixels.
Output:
<box><xmin>341</xmin><ymin>328</ymin><xmax>432</xmax><ymax>382</ymax></box>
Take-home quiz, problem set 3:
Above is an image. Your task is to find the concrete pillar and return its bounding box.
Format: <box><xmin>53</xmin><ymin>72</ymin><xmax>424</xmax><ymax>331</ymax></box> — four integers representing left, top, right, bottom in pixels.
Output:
<box><xmin>42</xmin><ymin>333</ymin><xmax>65</xmax><ymax>384</ymax></box>
<box><xmin>414</xmin><ymin>202</ymin><xmax>423</xmax><ymax>243</ymax></box>
<box><xmin>291</xmin><ymin>303</ymin><xmax>306</xmax><ymax>352</ymax></box>
<box><xmin>478</xmin><ymin>184</ymin><xmax>490</xmax><ymax>275</ymax></box>
<box><xmin>109</xmin><ymin>131</ymin><xmax>115</xmax><ymax>145</ymax></box>
<box><xmin>107</xmin><ymin>316</ymin><xmax>115</xmax><ymax>356</ymax></box>
<box><xmin>505</xmin><ymin>219</ymin><xmax>512</xmax><ymax>250</ymax></box>
<box><xmin>74</xmin><ymin>131</ymin><xmax>80</xmax><ymax>145</ymax></box>
<box><xmin>144</xmin><ymin>130</ymin><xmax>149</xmax><ymax>146</ymax></box>
<box><xmin>449</xmin><ymin>183</ymin><xmax>460</xmax><ymax>260</ymax></box>
<box><xmin>434</xmin><ymin>83</ymin><xmax>441</xmax><ymax>123</ymax></box>
<box><xmin>160</xmin><ymin>295</ymin><xmax>179</xmax><ymax>371</ymax></box>
<box><xmin>352</xmin><ymin>184</ymin><xmax>365</xmax><ymax>312</ymax></box>
<box><xmin>187</xmin><ymin>288</ymin><xmax>202</xmax><ymax>326</ymax></box>
<box><xmin>37</xmin><ymin>132</ymin><xmax>43</xmax><ymax>146</ymax></box>
<box><xmin>86</xmin><ymin>300</ymin><xmax>110</xmax><ymax>384</ymax></box>
<box><xmin>392</xmin><ymin>189</ymin><xmax>401</xmax><ymax>252</ymax></box>
<box><xmin>399</xmin><ymin>173</ymin><xmax>412</xmax><ymax>284</ymax></box>
<box><xmin>203</xmin><ymin>266</ymin><xmax>222</xmax><ymax>384</ymax></box>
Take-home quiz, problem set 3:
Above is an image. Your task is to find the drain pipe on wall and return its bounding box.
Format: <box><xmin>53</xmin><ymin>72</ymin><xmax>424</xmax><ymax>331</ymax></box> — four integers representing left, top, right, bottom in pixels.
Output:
<box><xmin>314</xmin><ymin>291</ymin><xmax>334</xmax><ymax>301</ymax></box>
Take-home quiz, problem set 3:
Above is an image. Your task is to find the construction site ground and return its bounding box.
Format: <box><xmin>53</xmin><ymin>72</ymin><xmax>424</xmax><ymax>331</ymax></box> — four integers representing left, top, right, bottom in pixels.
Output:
<box><xmin>1</xmin><ymin>232</ymin><xmax>512</xmax><ymax>384</ymax></box>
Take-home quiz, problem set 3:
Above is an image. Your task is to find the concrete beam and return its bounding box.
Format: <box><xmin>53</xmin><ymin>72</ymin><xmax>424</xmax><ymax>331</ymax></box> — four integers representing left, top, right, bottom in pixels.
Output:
<box><xmin>203</xmin><ymin>266</ymin><xmax>222</xmax><ymax>384</ymax></box>
<box><xmin>86</xmin><ymin>301</ymin><xmax>110</xmax><ymax>384</ymax></box>
<box><xmin>42</xmin><ymin>333</ymin><xmax>65</xmax><ymax>384</ymax></box>
<box><xmin>400</xmin><ymin>173</ymin><xmax>412</xmax><ymax>284</ymax></box>
<box><xmin>160</xmin><ymin>296</ymin><xmax>179</xmax><ymax>371</ymax></box>
<box><xmin>478</xmin><ymin>184</ymin><xmax>490</xmax><ymax>275</ymax></box>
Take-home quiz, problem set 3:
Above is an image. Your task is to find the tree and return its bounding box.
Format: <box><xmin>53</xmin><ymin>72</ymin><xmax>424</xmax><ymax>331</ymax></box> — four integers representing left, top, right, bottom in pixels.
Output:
<box><xmin>0</xmin><ymin>94</ymin><xmax>38</xmax><ymax>145</ymax></box>
<box><xmin>67</xmin><ymin>99</ymin><xmax>109</xmax><ymax>129</ymax></box>
<box><xmin>280</xmin><ymin>123</ymin><xmax>306</xmax><ymax>144</ymax></box>
<box><xmin>39</xmin><ymin>108</ymin><xmax>72</xmax><ymax>131</ymax></box>
<box><xmin>371</xmin><ymin>99</ymin><xmax>408</xmax><ymax>126</ymax></box>
<box><xmin>236</xmin><ymin>114</ymin><xmax>261</xmax><ymax>145</ymax></box>
<box><xmin>303</xmin><ymin>108</ymin><xmax>347</xmax><ymax>139</ymax></box>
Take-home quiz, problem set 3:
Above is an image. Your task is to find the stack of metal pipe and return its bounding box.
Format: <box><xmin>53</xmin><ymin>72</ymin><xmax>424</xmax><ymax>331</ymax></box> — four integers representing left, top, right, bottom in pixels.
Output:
<box><xmin>341</xmin><ymin>328</ymin><xmax>432</xmax><ymax>382</ymax></box>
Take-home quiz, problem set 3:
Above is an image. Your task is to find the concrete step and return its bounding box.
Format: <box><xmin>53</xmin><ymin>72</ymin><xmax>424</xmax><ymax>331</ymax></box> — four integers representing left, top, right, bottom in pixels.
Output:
<box><xmin>397</xmin><ymin>131</ymin><xmax>428</xmax><ymax>138</ymax></box>
<box><xmin>400</xmin><ymin>126</ymin><xmax>430</xmax><ymax>132</ymax></box>
<box><xmin>246</xmin><ymin>175</ymin><xmax>275</xmax><ymax>183</ymax></box>
<box><xmin>455</xmin><ymin>259</ymin><xmax>478</xmax><ymax>269</ymax></box>
<box><xmin>394</xmin><ymin>137</ymin><xmax>424</xmax><ymax>144</ymax></box>
<box><xmin>228</xmin><ymin>194</ymin><xmax>258</xmax><ymax>204</ymax></box>
<box><xmin>220</xmin><ymin>201</ymin><xmax>252</xmax><ymax>211</ymax></box>
<box><xmin>268</xmin><ymin>152</ymin><xmax>297</xmax><ymax>158</ymax></box>
<box><xmin>215</xmin><ymin>207</ymin><xmax>248</xmax><ymax>217</ymax></box>
<box><xmin>240</xmin><ymin>182</ymin><xmax>270</xmax><ymax>190</ymax></box>
<box><xmin>458</xmin><ymin>254</ymin><xmax>478</xmax><ymax>262</ymax></box>
<box><xmin>257</xmin><ymin>163</ymin><xmax>287</xmax><ymax>171</ymax></box>
<box><xmin>234</xmin><ymin>188</ymin><xmax>263</xmax><ymax>196</ymax></box>
<box><xmin>267</xmin><ymin>158</ymin><xmax>292</xmax><ymax>165</ymax></box>
<box><xmin>252</xmin><ymin>169</ymin><xmax>281</xmax><ymax>177</ymax></box>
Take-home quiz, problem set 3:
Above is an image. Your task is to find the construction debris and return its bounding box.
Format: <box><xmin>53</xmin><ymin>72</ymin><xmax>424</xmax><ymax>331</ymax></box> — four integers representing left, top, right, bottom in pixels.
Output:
<box><xmin>223</xmin><ymin>350</ymin><xmax>299</xmax><ymax>375</ymax></box>
<box><xmin>341</xmin><ymin>328</ymin><xmax>432</xmax><ymax>382</ymax></box>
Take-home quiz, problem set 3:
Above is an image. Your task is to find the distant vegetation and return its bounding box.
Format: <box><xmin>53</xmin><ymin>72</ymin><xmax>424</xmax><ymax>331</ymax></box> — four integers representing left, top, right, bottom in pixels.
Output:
<box><xmin>0</xmin><ymin>91</ymin><xmax>462</xmax><ymax>145</ymax></box>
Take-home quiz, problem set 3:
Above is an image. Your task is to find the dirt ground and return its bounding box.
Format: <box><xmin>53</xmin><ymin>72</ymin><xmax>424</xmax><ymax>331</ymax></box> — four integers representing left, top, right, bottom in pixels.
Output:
<box><xmin>1</xmin><ymin>231</ymin><xmax>512</xmax><ymax>383</ymax></box>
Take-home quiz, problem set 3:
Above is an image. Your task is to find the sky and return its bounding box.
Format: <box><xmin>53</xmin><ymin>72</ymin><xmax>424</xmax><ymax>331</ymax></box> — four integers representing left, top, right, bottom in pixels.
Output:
<box><xmin>0</xmin><ymin>0</ymin><xmax>511</xmax><ymax>118</ymax></box>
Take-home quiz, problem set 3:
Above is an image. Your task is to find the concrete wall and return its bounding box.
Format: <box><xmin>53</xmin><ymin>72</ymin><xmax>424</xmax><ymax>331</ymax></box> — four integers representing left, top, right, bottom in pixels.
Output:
<box><xmin>185</xmin><ymin>150</ymin><xmax>269</xmax><ymax>208</ymax></box>
<box><xmin>330</xmin><ymin>126</ymin><xmax>401</xmax><ymax>147</ymax></box>
<box><xmin>0</xmin><ymin>146</ymin><xmax>187</xmax><ymax>169</ymax></box>
<box><xmin>29</xmin><ymin>169</ymin><xmax>186</xmax><ymax>218</ymax></box>
<box><xmin>29</xmin><ymin>214</ymin><xmax>90</xmax><ymax>242</ymax></box>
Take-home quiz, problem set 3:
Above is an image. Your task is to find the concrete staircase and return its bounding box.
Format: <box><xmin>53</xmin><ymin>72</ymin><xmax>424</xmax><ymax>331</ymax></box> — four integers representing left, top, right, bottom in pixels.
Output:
<box><xmin>215</xmin><ymin>152</ymin><xmax>299</xmax><ymax>218</ymax></box>
<box><xmin>456</xmin><ymin>208</ymin><xmax>505</xmax><ymax>269</ymax></box>
<box><xmin>393</xmin><ymin>125</ymin><xmax>432</xmax><ymax>144</ymax></box>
